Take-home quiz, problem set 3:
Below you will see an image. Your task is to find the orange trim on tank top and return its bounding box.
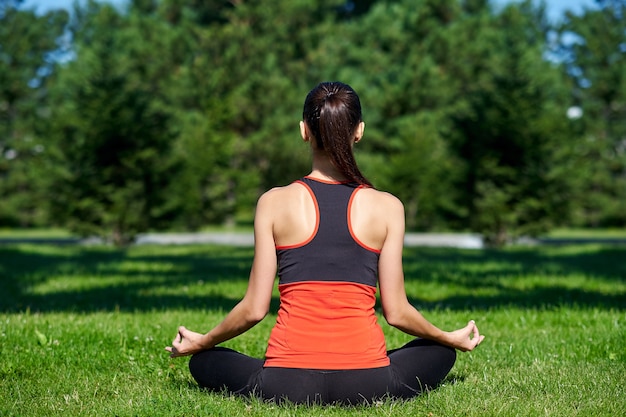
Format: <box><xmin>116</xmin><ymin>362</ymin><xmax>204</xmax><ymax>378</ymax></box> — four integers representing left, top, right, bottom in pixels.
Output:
<box><xmin>303</xmin><ymin>175</ymin><xmax>350</xmax><ymax>185</ymax></box>
<box><xmin>348</xmin><ymin>186</ymin><xmax>382</xmax><ymax>254</ymax></box>
<box><xmin>275</xmin><ymin>180</ymin><xmax>320</xmax><ymax>250</ymax></box>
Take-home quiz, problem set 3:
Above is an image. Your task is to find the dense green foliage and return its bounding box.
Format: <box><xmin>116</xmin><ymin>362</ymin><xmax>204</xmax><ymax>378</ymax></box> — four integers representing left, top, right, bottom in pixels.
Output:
<box><xmin>559</xmin><ymin>0</ymin><xmax>626</xmax><ymax>228</ymax></box>
<box><xmin>0</xmin><ymin>0</ymin><xmax>68</xmax><ymax>226</ymax></box>
<box><xmin>0</xmin><ymin>243</ymin><xmax>624</xmax><ymax>415</ymax></box>
<box><xmin>1</xmin><ymin>0</ymin><xmax>625</xmax><ymax>244</ymax></box>
<box><xmin>47</xmin><ymin>2</ymin><xmax>181</xmax><ymax>245</ymax></box>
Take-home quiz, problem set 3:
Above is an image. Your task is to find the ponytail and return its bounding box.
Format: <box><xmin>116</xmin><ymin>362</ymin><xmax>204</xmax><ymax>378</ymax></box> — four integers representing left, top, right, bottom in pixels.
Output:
<box><xmin>303</xmin><ymin>82</ymin><xmax>372</xmax><ymax>187</ymax></box>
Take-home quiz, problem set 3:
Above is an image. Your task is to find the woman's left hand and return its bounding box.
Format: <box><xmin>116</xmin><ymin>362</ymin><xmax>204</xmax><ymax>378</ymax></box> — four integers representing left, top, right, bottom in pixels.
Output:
<box><xmin>165</xmin><ymin>326</ymin><xmax>207</xmax><ymax>358</ymax></box>
<box><xmin>445</xmin><ymin>320</ymin><xmax>485</xmax><ymax>352</ymax></box>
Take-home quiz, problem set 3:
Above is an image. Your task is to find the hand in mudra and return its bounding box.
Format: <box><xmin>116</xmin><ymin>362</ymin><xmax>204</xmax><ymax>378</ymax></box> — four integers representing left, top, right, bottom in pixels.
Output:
<box><xmin>165</xmin><ymin>326</ymin><xmax>206</xmax><ymax>358</ymax></box>
<box><xmin>447</xmin><ymin>320</ymin><xmax>485</xmax><ymax>352</ymax></box>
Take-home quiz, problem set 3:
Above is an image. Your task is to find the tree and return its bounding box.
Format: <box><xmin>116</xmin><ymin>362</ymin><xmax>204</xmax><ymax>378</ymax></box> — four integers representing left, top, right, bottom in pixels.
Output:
<box><xmin>47</xmin><ymin>1</ymin><xmax>180</xmax><ymax>245</ymax></box>
<box><xmin>161</xmin><ymin>0</ymin><xmax>346</xmax><ymax>227</ymax></box>
<box><xmin>559</xmin><ymin>0</ymin><xmax>626</xmax><ymax>227</ymax></box>
<box><xmin>435</xmin><ymin>1</ymin><xmax>576</xmax><ymax>244</ymax></box>
<box><xmin>7</xmin><ymin>0</ymin><xmax>608</xmax><ymax>241</ymax></box>
<box><xmin>304</xmin><ymin>0</ymin><xmax>575</xmax><ymax>243</ymax></box>
<box><xmin>298</xmin><ymin>0</ymin><xmax>463</xmax><ymax>229</ymax></box>
<box><xmin>0</xmin><ymin>1</ymin><xmax>68</xmax><ymax>226</ymax></box>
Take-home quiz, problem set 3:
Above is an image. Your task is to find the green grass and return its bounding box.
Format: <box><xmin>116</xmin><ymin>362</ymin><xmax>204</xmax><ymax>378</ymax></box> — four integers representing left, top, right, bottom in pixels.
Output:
<box><xmin>0</xmin><ymin>228</ymin><xmax>74</xmax><ymax>238</ymax></box>
<box><xmin>1</xmin><ymin>243</ymin><xmax>624</xmax><ymax>416</ymax></box>
<box><xmin>544</xmin><ymin>228</ymin><xmax>626</xmax><ymax>239</ymax></box>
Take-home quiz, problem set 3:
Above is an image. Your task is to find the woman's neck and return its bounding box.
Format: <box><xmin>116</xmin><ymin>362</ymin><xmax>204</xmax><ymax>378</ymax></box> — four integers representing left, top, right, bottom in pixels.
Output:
<box><xmin>309</xmin><ymin>151</ymin><xmax>346</xmax><ymax>182</ymax></box>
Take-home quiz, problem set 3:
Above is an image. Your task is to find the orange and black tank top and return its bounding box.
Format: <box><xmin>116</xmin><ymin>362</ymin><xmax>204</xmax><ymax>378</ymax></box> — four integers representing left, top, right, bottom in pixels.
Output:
<box><xmin>264</xmin><ymin>176</ymin><xmax>390</xmax><ymax>370</ymax></box>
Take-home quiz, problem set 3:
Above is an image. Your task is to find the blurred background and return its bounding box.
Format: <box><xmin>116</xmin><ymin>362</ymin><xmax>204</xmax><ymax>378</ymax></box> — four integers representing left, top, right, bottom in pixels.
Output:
<box><xmin>1</xmin><ymin>0</ymin><xmax>625</xmax><ymax>246</ymax></box>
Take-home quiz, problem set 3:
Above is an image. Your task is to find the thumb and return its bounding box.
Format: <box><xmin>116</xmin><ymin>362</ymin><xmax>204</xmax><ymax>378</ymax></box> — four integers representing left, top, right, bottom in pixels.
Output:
<box><xmin>468</xmin><ymin>320</ymin><xmax>484</xmax><ymax>344</ymax></box>
<box><xmin>466</xmin><ymin>319</ymin><xmax>476</xmax><ymax>332</ymax></box>
<box><xmin>465</xmin><ymin>320</ymin><xmax>479</xmax><ymax>339</ymax></box>
<box><xmin>177</xmin><ymin>326</ymin><xmax>188</xmax><ymax>340</ymax></box>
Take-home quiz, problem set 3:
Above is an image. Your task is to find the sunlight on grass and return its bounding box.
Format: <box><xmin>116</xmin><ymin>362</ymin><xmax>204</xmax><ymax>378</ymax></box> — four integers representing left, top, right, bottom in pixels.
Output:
<box><xmin>0</xmin><ymin>228</ymin><xmax>74</xmax><ymax>238</ymax></box>
<box><xmin>1</xmin><ymin>243</ymin><xmax>624</xmax><ymax>416</ymax></box>
<box><xmin>545</xmin><ymin>228</ymin><xmax>626</xmax><ymax>238</ymax></box>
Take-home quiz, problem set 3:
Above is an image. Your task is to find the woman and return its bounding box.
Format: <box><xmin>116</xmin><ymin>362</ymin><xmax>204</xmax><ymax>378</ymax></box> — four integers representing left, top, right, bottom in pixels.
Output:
<box><xmin>166</xmin><ymin>81</ymin><xmax>484</xmax><ymax>405</ymax></box>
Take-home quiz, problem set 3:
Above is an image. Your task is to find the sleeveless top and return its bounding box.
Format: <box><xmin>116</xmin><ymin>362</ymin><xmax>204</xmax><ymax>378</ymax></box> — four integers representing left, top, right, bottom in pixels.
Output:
<box><xmin>264</xmin><ymin>176</ymin><xmax>390</xmax><ymax>370</ymax></box>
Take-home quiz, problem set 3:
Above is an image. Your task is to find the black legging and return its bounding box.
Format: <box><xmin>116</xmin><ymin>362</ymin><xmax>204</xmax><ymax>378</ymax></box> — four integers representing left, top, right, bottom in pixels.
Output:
<box><xmin>188</xmin><ymin>339</ymin><xmax>456</xmax><ymax>405</ymax></box>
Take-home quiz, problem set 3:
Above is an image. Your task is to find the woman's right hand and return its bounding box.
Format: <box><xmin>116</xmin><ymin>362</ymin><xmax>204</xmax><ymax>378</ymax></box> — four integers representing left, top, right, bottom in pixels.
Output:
<box><xmin>165</xmin><ymin>326</ymin><xmax>208</xmax><ymax>358</ymax></box>
<box><xmin>445</xmin><ymin>320</ymin><xmax>485</xmax><ymax>352</ymax></box>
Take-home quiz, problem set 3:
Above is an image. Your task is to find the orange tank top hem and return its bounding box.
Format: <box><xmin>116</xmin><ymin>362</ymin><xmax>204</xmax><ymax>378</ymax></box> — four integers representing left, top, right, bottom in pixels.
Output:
<box><xmin>264</xmin><ymin>281</ymin><xmax>389</xmax><ymax>370</ymax></box>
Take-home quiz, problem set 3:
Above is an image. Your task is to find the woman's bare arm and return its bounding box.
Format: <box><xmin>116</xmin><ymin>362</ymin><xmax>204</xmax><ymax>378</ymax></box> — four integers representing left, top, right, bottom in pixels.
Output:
<box><xmin>166</xmin><ymin>192</ymin><xmax>278</xmax><ymax>357</ymax></box>
<box><xmin>377</xmin><ymin>195</ymin><xmax>484</xmax><ymax>352</ymax></box>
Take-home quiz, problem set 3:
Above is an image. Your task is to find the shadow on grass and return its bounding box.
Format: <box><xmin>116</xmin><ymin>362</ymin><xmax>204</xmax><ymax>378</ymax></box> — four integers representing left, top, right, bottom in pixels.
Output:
<box><xmin>400</xmin><ymin>246</ymin><xmax>626</xmax><ymax>310</ymax></box>
<box><xmin>0</xmin><ymin>244</ymin><xmax>263</xmax><ymax>313</ymax></box>
<box><xmin>441</xmin><ymin>373</ymin><xmax>465</xmax><ymax>386</ymax></box>
<box><xmin>0</xmin><ymin>244</ymin><xmax>624</xmax><ymax>313</ymax></box>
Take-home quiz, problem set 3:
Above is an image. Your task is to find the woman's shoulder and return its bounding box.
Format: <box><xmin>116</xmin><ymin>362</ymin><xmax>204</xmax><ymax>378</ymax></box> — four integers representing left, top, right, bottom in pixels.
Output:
<box><xmin>261</xmin><ymin>181</ymin><xmax>307</xmax><ymax>197</ymax></box>
<box><xmin>349</xmin><ymin>187</ymin><xmax>405</xmax><ymax>249</ymax></box>
<box><xmin>257</xmin><ymin>181</ymin><xmax>309</xmax><ymax>209</ymax></box>
<box><xmin>358</xmin><ymin>187</ymin><xmax>404</xmax><ymax>212</ymax></box>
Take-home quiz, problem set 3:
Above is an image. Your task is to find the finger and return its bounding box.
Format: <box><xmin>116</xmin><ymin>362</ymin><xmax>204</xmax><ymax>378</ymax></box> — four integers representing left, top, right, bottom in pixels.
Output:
<box><xmin>165</xmin><ymin>346</ymin><xmax>179</xmax><ymax>358</ymax></box>
<box><xmin>463</xmin><ymin>320</ymin><xmax>476</xmax><ymax>338</ymax></box>
<box><xmin>171</xmin><ymin>326</ymin><xmax>186</xmax><ymax>345</ymax></box>
<box><xmin>471</xmin><ymin>327</ymin><xmax>485</xmax><ymax>348</ymax></box>
<box><xmin>467</xmin><ymin>320</ymin><xmax>476</xmax><ymax>332</ymax></box>
<box><xmin>177</xmin><ymin>326</ymin><xmax>188</xmax><ymax>341</ymax></box>
<box><xmin>472</xmin><ymin>321</ymin><xmax>480</xmax><ymax>340</ymax></box>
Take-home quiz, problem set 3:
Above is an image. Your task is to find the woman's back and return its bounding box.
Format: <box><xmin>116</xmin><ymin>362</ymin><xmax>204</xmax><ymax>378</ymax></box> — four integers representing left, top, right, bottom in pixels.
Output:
<box><xmin>263</xmin><ymin>176</ymin><xmax>400</xmax><ymax>369</ymax></box>
<box><xmin>267</xmin><ymin>176</ymin><xmax>400</xmax><ymax>252</ymax></box>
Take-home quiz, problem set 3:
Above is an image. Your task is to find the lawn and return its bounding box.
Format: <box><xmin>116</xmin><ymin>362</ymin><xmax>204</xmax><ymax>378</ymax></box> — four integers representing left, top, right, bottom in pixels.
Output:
<box><xmin>0</xmin><ymin>243</ymin><xmax>624</xmax><ymax>416</ymax></box>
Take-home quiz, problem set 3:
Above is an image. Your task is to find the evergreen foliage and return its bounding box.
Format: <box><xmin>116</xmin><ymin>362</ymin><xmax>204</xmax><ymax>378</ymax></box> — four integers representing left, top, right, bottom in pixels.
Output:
<box><xmin>47</xmin><ymin>1</ymin><xmax>180</xmax><ymax>245</ymax></box>
<box><xmin>559</xmin><ymin>0</ymin><xmax>626</xmax><ymax>228</ymax></box>
<box><xmin>2</xmin><ymin>0</ymin><xmax>624</xmax><ymax>245</ymax></box>
<box><xmin>0</xmin><ymin>0</ymin><xmax>68</xmax><ymax>226</ymax></box>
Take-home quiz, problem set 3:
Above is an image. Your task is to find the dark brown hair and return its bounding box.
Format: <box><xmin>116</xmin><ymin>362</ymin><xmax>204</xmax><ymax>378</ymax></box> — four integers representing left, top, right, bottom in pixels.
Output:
<box><xmin>303</xmin><ymin>82</ymin><xmax>372</xmax><ymax>187</ymax></box>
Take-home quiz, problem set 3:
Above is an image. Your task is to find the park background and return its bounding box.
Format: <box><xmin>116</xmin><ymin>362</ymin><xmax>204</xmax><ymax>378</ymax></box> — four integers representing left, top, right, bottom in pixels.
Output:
<box><xmin>2</xmin><ymin>0</ymin><xmax>625</xmax><ymax>245</ymax></box>
<box><xmin>1</xmin><ymin>0</ymin><xmax>625</xmax><ymax>416</ymax></box>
